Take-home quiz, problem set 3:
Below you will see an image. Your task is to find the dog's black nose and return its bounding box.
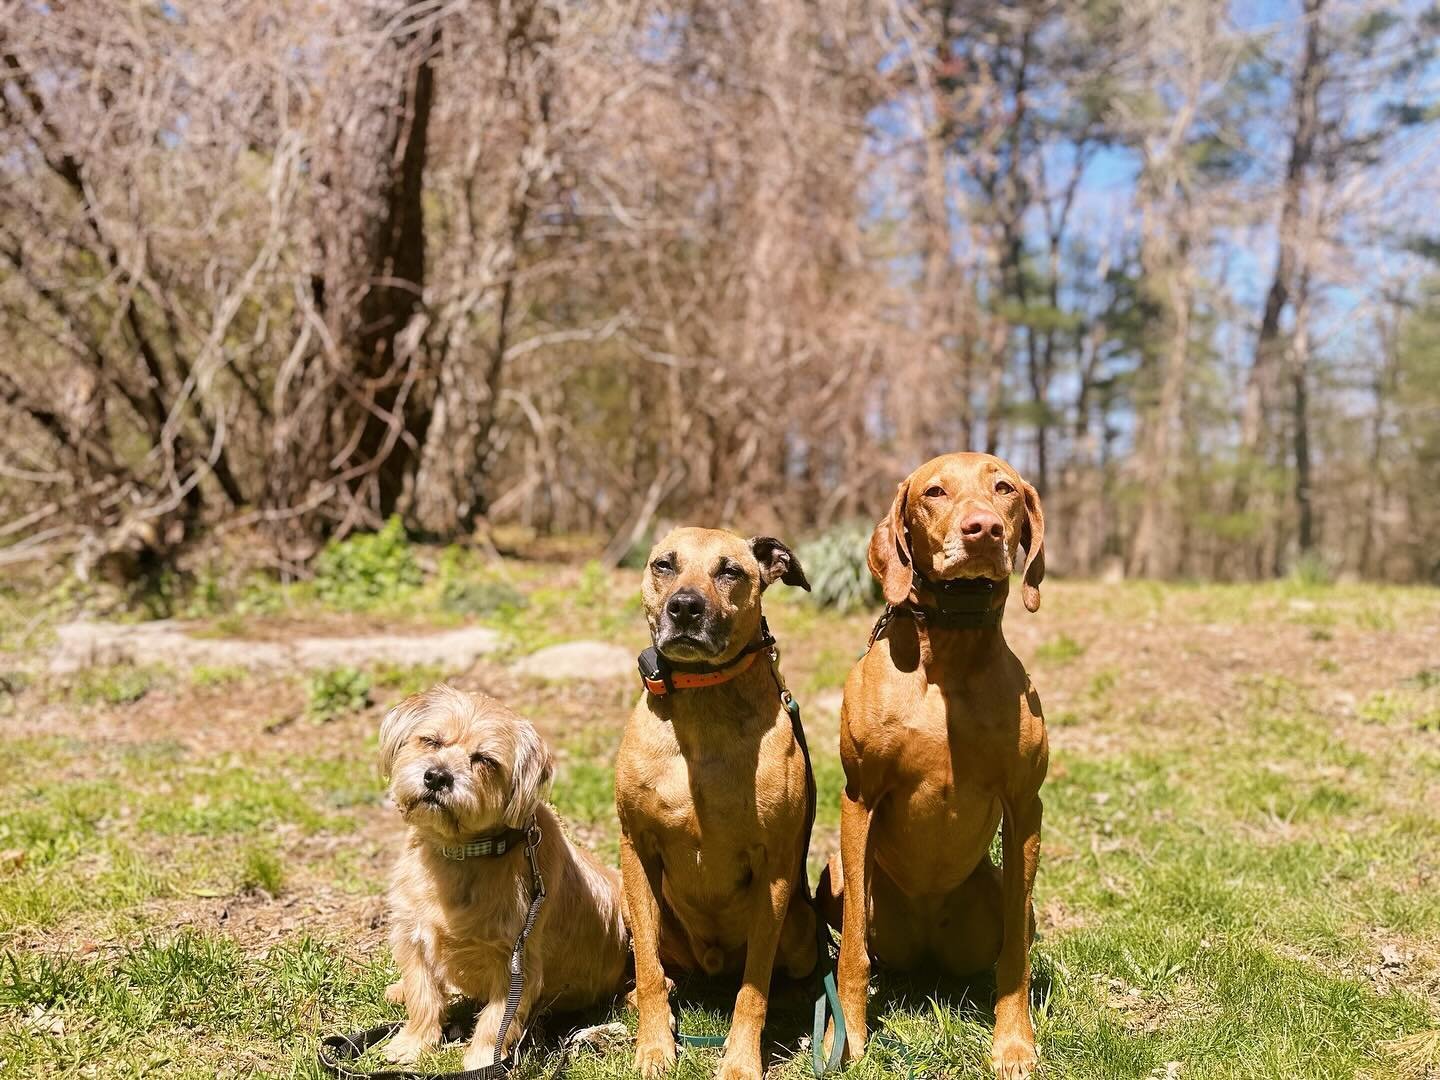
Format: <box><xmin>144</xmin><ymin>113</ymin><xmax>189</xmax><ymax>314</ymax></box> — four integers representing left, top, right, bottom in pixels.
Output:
<box><xmin>423</xmin><ymin>767</ymin><xmax>452</xmax><ymax>791</ymax></box>
<box><xmin>665</xmin><ymin>589</ymin><xmax>706</xmax><ymax>625</ymax></box>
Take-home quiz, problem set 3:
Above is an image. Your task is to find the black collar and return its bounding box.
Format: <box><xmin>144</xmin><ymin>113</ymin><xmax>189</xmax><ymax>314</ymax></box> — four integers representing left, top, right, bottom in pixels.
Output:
<box><xmin>867</xmin><ymin>577</ymin><xmax>1004</xmax><ymax>648</ymax></box>
<box><xmin>910</xmin><ymin>573</ymin><xmax>1004</xmax><ymax>627</ymax></box>
<box><xmin>637</xmin><ymin>618</ymin><xmax>776</xmax><ymax>695</ymax></box>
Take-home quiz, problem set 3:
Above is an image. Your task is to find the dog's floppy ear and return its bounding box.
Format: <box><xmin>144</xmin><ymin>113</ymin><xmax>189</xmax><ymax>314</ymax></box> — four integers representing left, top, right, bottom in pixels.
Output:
<box><xmin>867</xmin><ymin>479</ymin><xmax>913</xmax><ymax>606</ymax></box>
<box><xmin>503</xmin><ymin>718</ymin><xmax>554</xmax><ymax>828</ymax></box>
<box><xmin>1020</xmin><ymin>480</ymin><xmax>1046</xmax><ymax>613</ymax></box>
<box><xmin>379</xmin><ymin>692</ymin><xmax>429</xmax><ymax>778</ymax></box>
<box><xmin>749</xmin><ymin>536</ymin><xmax>811</xmax><ymax>591</ymax></box>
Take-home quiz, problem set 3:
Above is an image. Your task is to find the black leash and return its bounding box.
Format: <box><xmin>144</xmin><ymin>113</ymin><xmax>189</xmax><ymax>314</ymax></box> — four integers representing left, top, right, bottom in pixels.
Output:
<box><xmin>760</xmin><ymin>644</ymin><xmax>846</xmax><ymax>1078</ymax></box>
<box><xmin>318</xmin><ymin>818</ymin><xmax>547</xmax><ymax>1080</ymax></box>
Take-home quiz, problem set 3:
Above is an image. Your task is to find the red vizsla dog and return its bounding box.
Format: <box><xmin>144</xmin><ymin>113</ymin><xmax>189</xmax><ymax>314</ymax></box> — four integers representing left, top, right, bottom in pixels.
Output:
<box><xmin>821</xmin><ymin>452</ymin><xmax>1049</xmax><ymax>1078</ymax></box>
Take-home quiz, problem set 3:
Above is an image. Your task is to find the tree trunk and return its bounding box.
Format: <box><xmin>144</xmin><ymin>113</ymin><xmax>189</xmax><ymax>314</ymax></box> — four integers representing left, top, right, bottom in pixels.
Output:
<box><xmin>1128</xmin><ymin>241</ymin><xmax>1192</xmax><ymax>578</ymax></box>
<box><xmin>1232</xmin><ymin>0</ymin><xmax>1325</xmax><ymax>556</ymax></box>
<box><xmin>314</xmin><ymin>7</ymin><xmax>439</xmax><ymax>528</ymax></box>
<box><xmin>1291</xmin><ymin>273</ymin><xmax>1315</xmax><ymax>556</ymax></box>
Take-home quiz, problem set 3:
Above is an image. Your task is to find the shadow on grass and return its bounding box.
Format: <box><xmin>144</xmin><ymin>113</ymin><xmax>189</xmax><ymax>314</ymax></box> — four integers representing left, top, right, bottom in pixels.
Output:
<box><xmin>855</xmin><ymin>955</ymin><xmax>1056</xmax><ymax>1078</ymax></box>
<box><xmin>666</xmin><ymin>966</ymin><xmax>826</xmax><ymax>1070</ymax></box>
<box><xmin>331</xmin><ymin>957</ymin><xmax>1057</xmax><ymax>1078</ymax></box>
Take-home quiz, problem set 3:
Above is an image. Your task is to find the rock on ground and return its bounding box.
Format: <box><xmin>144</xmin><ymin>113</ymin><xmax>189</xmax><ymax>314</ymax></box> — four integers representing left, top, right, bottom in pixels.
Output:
<box><xmin>48</xmin><ymin>620</ymin><xmax>501</xmax><ymax>675</ymax></box>
<box><xmin>510</xmin><ymin>641</ymin><xmax>635</xmax><ymax>682</ymax></box>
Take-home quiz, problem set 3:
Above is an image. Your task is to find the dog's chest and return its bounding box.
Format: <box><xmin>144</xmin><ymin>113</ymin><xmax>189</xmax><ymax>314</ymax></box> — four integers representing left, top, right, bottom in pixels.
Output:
<box><xmin>631</xmin><ymin>717</ymin><xmax>800</xmax><ymax>865</ymax></box>
<box><xmin>875</xmin><ymin>684</ymin><xmax>1006</xmax><ymax>854</ymax></box>
<box><xmin>637</xmin><ymin>750</ymin><xmax>700</xmax><ymax>833</ymax></box>
<box><xmin>638</xmin><ymin>738</ymin><xmax>787</xmax><ymax>834</ymax></box>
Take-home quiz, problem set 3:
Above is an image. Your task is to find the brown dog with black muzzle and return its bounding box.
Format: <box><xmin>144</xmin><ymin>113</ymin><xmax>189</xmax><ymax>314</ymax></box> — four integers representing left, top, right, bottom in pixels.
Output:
<box><xmin>616</xmin><ymin>527</ymin><xmax>818</xmax><ymax>1080</ymax></box>
<box><xmin>821</xmin><ymin>452</ymin><xmax>1049</xmax><ymax>1079</ymax></box>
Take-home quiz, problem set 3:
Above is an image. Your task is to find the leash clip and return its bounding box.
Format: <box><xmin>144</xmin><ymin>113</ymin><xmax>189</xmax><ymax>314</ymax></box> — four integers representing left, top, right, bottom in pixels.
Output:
<box><xmin>524</xmin><ymin>819</ymin><xmax>546</xmax><ymax>902</ymax></box>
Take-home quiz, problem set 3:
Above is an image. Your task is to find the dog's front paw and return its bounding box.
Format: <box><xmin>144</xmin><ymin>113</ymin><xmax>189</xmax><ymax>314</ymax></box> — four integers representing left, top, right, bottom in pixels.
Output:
<box><xmin>383</xmin><ymin>980</ymin><xmax>405</xmax><ymax>1006</ymax></box>
<box><xmin>633</xmin><ymin>1030</ymin><xmax>677</xmax><ymax>1077</ymax></box>
<box><xmin>716</xmin><ymin>1054</ymin><xmax>763</xmax><ymax>1080</ymax></box>
<box><xmin>991</xmin><ymin>1033</ymin><xmax>1038</xmax><ymax>1079</ymax></box>
<box><xmin>383</xmin><ymin>1030</ymin><xmax>431</xmax><ymax>1065</ymax></box>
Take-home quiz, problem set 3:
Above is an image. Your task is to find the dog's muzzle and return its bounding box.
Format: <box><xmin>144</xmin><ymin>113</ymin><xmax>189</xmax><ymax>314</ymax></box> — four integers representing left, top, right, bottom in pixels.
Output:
<box><xmin>655</xmin><ymin>588</ymin><xmax>729</xmax><ymax>659</ymax></box>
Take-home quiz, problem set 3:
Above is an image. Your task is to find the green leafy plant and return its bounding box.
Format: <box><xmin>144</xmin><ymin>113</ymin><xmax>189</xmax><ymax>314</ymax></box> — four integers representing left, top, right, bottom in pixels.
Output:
<box><xmin>797</xmin><ymin>522</ymin><xmax>882</xmax><ymax>613</ymax></box>
<box><xmin>371</xmin><ymin>662</ymin><xmax>446</xmax><ymax>699</ymax></box>
<box><xmin>306</xmin><ymin>667</ymin><xmax>372</xmax><ymax>722</ymax></box>
<box><xmin>619</xmin><ymin>532</ymin><xmax>654</xmax><ymax>570</ymax></box>
<box><xmin>311</xmin><ymin>516</ymin><xmax>422</xmax><ymax>611</ymax></box>
<box><xmin>190</xmin><ymin>665</ymin><xmax>248</xmax><ymax>689</ymax></box>
<box><xmin>71</xmin><ymin>665</ymin><xmax>161</xmax><ymax>706</ymax></box>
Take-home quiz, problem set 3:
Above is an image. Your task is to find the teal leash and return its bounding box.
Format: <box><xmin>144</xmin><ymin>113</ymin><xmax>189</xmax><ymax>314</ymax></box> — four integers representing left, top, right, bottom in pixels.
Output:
<box><xmin>676</xmin><ymin>1030</ymin><xmax>728</xmax><ymax>1049</ymax></box>
<box><xmin>671</xmin><ymin>650</ymin><xmax>846</xmax><ymax>1076</ymax></box>
<box><xmin>773</xmin><ymin>680</ymin><xmax>845</xmax><ymax>1078</ymax></box>
<box><xmin>810</xmin><ymin>911</ymin><xmax>845</xmax><ymax>1076</ymax></box>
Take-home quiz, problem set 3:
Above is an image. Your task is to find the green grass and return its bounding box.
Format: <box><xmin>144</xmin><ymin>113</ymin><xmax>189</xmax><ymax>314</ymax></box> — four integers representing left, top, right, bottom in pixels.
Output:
<box><xmin>68</xmin><ymin>664</ymin><xmax>166</xmax><ymax>706</ymax></box>
<box><xmin>1</xmin><ymin>575</ymin><xmax>1438</xmax><ymax>1079</ymax></box>
<box><xmin>0</xmin><ymin>933</ymin><xmax>398</xmax><ymax>1079</ymax></box>
<box><xmin>371</xmin><ymin>662</ymin><xmax>449</xmax><ymax>699</ymax></box>
<box><xmin>0</xmin><ymin>740</ymin><xmax>379</xmax><ymax>939</ymax></box>
<box><xmin>239</xmin><ymin>844</ymin><xmax>287</xmax><ymax>896</ymax></box>
<box><xmin>190</xmin><ymin>664</ymin><xmax>249</xmax><ymax>688</ymax></box>
<box><xmin>1034</xmin><ymin>633</ymin><xmax>1087</xmax><ymax>665</ymax></box>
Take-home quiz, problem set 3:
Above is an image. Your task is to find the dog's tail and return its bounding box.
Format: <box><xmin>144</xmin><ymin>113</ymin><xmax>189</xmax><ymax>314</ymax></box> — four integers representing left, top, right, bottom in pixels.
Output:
<box><xmin>814</xmin><ymin>854</ymin><xmax>843</xmax><ymax>933</ymax></box>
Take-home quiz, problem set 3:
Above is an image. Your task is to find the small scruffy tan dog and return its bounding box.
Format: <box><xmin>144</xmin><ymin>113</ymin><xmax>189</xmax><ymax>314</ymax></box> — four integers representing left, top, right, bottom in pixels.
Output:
<box><xmin>379</xmin><ymin>685</ymin><xmax>629</xmax><ymax>1069</ymax></box>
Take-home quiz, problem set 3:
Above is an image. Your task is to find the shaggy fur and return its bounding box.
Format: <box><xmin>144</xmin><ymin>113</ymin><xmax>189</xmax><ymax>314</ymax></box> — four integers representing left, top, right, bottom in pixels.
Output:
<box><xmin>379</xmin><ymin>686</ymin><xmax>628</xmax><ymax>1069</ymax></box>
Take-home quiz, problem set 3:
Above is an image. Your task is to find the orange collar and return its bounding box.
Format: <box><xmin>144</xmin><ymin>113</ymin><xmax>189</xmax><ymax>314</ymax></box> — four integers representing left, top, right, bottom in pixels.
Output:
<box><xmin>641</xmin><ymin>649</ymin><xmax>760</xmax><ymax>696</ymax></box>
<box><xmin>637</xmin><ymin>621</ymin><xmax>776</xmax><ymax>697</ymax></box>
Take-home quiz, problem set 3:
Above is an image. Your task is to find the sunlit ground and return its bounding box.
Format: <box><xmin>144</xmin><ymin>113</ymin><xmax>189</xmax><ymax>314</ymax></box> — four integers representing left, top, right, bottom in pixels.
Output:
<box><xmin>1</xmin><ymin>568</ymin><xmax>1437</xmax><ymax>1079</ymax></box>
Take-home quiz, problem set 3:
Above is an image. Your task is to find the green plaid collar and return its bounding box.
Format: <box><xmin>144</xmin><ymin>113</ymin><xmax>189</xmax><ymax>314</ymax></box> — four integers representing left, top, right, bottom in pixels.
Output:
<box><xmin>436</xmin><ymin>827</ymin><xmax>529</xmax><ymax>861</ymax></box>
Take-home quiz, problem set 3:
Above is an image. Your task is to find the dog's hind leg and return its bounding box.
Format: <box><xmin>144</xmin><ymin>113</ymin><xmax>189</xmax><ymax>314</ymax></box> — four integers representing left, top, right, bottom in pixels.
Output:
<box><xmin>777</xmin><ymin>887</ymin><xmax>819</xmax><ymax>979</ymax></box>
<box><xmin>934</xmin><ymin>859</ymin><xmax>1004</xmax><ymax>977</ymax></box>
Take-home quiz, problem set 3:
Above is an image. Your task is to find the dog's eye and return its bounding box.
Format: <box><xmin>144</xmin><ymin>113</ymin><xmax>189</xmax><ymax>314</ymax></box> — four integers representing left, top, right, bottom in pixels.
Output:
<box><xmin>923</xmin><ymin>485</ymin><xmax>946</xmax><ymax>498</ymax></box>
<box><xmin>651</xmin><ymin>558</ymin><xmax>674</xmax><ymax>575</ymax></box>
<box><xmin>716</xmin><ymin>564</ymin><xmax>743</xmax><ymax>582</ymax></box>
<box><xmin>995</xmin><ymin>480</ymin><xmax>1016</xmax><ymax>495</ymax></box>
<box><xmin>416</xmin><ymin>735</ymin><xmax>442</xmax><ymax>750</ymax></box>
<box><xmin>470</xmin><ymin>752</ymin><xmax>497</xmax><ymax>769</ymax></box>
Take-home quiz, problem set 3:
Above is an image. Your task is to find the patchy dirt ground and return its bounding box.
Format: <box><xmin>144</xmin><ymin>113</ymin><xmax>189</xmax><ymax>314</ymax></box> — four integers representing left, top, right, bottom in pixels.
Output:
<box><xmin>1</xmin><ymin>574</ymin><xmax>1437</xmax><ymax>1079</ymax></box>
